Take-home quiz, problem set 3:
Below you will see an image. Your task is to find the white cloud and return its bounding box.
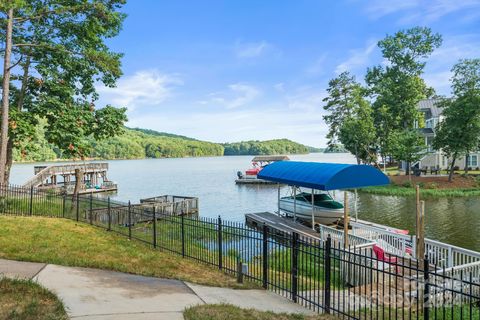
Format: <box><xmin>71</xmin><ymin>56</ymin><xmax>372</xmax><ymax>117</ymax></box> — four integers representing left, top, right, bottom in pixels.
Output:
<box><xmin>364</xmin><ymin>0</ymin><xmax>480</xmax><ymax>23</ymax></box>
<box><xmin>97</xmin><ymin>70</ymin><xmax>182</xmax><ymax>111</ymax></box>
<box><xmin>234</xmin><ymin>41</ymin><xmax>273</xmax><ymax>58</ymax></box>
<box><xmin>335</xmin><ymin>40</ymin><xmax>377</xmax><ymax>75</ymax></box>
<box><xmin>204</xmin><ymin>83</ymin><xmax>260</xmax><ymax>109</ymax></box>
<box><xmin>365</xmin><ymin>0</ymin><xmax>418</xmax><ymax>19</ymax></box>
<box><xmin>424</xmin><ymin>34</ymin><xmax>480</xmax><ymax>95</ymax></box>
<box><xmin>306</xmin><ymin>53</ymin><xmax>328</xmax><ymax>75</ymax></box>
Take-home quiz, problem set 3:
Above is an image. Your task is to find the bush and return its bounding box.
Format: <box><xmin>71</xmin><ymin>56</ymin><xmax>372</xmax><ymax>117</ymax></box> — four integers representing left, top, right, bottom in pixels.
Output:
<box><xmin>424</xmin><ymin>182</ymin><xmax>438</xmax><ymax>189</ymax></box>
<box><xmin>402</xmin><ymin>181</ymin><xmax>413</xmax><ymax>188</ymax></box>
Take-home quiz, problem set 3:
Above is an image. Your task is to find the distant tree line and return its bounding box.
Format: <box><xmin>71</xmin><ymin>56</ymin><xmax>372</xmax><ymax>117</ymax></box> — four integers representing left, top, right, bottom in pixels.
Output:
<box><xmin>13</xmin><ymin>128</ymin><xmax>322</xmax><ymax>161</ymax></box>
<box><xmin>222</xmin><ymin>139</ymin><xmax>308</xmax><ymax>156</ymax></box>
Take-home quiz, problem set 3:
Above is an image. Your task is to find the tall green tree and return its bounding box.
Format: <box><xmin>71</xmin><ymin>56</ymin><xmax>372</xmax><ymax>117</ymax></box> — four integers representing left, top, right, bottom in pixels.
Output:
<box><xmin>337</xmin><ymin>91</ymin><xmax>377</xmax><ymax>164</ymax></box>
<box><xmin>0</xmin><ymin>0</ymin><xmax>127</xmax><ymax>184</ymax></box>
<box><xmin>434</xmin><ymin>59</ymin><xmax>480</xmax><ymax>182</ymax></box>
<box><xmin>323</xmin><ymin>71</ymin><xmax>363</xmax><ymax>149</ymax></box>
<box><xmin>366</xmin><ymin>27</ymin><xmax>442</xmax><ymax>173</ymax></box>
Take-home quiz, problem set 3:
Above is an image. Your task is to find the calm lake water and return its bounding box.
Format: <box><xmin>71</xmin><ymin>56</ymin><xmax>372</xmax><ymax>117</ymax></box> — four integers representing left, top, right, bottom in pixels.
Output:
<box><xmin>10</xmin><ymin>153</ymin><xmax>480</xmax><ymax>251</ymax></box>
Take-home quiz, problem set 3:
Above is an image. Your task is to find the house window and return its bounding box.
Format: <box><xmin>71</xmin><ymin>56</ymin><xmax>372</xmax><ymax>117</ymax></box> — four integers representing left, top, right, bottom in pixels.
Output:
<box><xmin>467</xmin><ymin>155</ymin><xmax>478</xmax><ymax>167</ymax></box>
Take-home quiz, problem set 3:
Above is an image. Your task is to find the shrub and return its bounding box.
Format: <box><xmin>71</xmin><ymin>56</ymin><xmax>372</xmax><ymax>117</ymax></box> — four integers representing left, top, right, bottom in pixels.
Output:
<box><xmin>402</xmin><ymin>181</ymin><xmax>413</xmax><ymax>188</ymax></box>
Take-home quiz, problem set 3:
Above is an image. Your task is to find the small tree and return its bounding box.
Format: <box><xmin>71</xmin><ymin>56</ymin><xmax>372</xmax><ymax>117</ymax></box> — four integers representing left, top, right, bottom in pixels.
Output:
<box><xmin>389</xmin><ymin>129</ymin><xmax>425</xmax><ymax>178</ymax></box>
<box><xmin>433</xmin><ymin>59</ymin><xmax>480</xmax><ymax>182</ymax></box>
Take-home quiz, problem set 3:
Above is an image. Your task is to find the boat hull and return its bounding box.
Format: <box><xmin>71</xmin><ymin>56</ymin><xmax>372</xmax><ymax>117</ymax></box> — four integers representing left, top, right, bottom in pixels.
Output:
<box><xmin>279</xmin><ymin>197</ymin><xmax>344</xmax><ymax>225</ymax></box>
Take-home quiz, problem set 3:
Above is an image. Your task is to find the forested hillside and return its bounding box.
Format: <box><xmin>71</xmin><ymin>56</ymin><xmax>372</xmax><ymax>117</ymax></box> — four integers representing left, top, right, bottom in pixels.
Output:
<box><xmin>13</xmin><ymin>126</ymin><xmax>314</xmax><ymax>162</ymax></box>
<box><xmin>222</xmin><ymin>139</ymin><xmax>309</xmax><ymax>155</ymax></box>
<box><xmin>13</xmin><ymin>126</ymin><xmax>223</xmax><ymax>161</ymax></box>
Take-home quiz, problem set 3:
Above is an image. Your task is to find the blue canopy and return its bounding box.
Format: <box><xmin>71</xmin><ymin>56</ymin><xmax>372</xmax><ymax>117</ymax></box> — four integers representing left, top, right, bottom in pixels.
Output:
<box><xmin>257</xmin><ymin>161</ymin><xmax>389</xmax><ymax>190</ymax></box>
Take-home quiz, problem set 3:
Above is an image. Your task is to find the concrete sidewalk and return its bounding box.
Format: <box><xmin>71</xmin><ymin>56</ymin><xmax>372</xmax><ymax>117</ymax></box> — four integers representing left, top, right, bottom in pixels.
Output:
<box><xmin>0</xmin><ymin>259</ymin><xmax>313</xmax><ymax>319</ymax></box>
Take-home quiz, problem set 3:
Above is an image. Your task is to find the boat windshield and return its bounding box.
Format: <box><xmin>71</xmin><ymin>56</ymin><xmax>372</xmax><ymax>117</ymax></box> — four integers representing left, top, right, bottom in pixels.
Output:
<box><xmin>294</xmin><ymin>192</ymin><xmax>343</xmax><ymax>209</ymax></box>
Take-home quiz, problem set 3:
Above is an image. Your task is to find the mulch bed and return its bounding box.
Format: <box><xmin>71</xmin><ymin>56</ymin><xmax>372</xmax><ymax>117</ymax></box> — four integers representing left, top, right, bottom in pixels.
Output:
<box><xmin>390</xmin><ymin>175</ymin><xmax>478</xmax><ymax>189</ymax></box>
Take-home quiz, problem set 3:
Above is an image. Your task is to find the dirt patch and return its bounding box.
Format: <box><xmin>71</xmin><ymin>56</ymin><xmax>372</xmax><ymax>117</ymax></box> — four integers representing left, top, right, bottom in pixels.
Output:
<box><xmin>390</xmin><ymin>175</ymin><xmax>479</xmax><ymax>189</ymax></box>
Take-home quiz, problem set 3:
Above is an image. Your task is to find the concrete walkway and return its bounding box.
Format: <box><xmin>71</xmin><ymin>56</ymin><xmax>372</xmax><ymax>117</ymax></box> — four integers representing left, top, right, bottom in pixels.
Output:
<box><xmin>0</xmin><ymin>259</ymin><xmax>313</xmax><ymax>319</ymax></box>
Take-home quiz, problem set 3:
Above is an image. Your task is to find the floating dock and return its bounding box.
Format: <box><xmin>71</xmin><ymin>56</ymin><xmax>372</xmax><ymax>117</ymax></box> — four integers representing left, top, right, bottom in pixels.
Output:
<box><xmin>235</xmin><ymin>178</ymin><xmax>279</xmax><ymax>185</ymax></box>
<box><xmin>139</xmin><ymin>195</ymin><xmax>199</xmax><ymax>215</ymax></box>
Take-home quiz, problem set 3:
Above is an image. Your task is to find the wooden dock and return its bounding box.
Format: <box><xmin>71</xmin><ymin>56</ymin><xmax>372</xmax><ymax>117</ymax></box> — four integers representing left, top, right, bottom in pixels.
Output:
<box><xmin>235</xmin><ymin>178</ymin><xmax>279</xmax><ymax>185</ymax></box>
<box><xmin>245</xmin><ymin>211</ymin><xmax>322</xmax><ymax>240</ymax></box>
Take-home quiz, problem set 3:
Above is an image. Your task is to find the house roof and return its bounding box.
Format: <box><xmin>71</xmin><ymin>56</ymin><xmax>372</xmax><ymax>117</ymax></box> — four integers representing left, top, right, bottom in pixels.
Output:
<box><xmin>418</xmin><ymin>99</ymin><xmax>442</xmax><ymax>118</ymax></box>
<box><xmin>257</xmin><ymin>161</ymin><xmax>389</xmax><ymax>190</ymax></box>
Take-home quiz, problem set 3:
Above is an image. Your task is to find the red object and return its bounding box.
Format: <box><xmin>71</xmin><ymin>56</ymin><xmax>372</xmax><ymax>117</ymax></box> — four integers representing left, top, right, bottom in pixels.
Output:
<box><xmin>373</xmin><ymin>245</ymin><xmax>400</xmax><ymax>273</ymax></box>
<box><xmin>245</xmin><ymin>167</ymin><xmax>262</xmax><ymax>175</ymax></box>
<box><xmin>393</xmin><ymin>229</ymin><xmax>409</xmax><ymax>235</ymax></box>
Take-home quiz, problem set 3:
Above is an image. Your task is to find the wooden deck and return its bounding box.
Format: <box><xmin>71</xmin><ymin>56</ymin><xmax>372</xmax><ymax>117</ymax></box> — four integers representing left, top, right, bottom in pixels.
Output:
<box><xmin>245</xmin><ymin>211</ymin><xmax>322</xmax><ymax>240</ymax></box>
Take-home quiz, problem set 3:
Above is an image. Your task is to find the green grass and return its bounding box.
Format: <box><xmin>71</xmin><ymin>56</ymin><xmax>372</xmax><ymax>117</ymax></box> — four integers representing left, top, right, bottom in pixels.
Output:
<box><xmin>0</xmin><ymin>278</ymin><xmax>67</xmax><ymax>320</ymax></box>
<box><xmin>0</xmin><ymin>216</ymin><xmax>257</xmax><ymax>289</ymax></box>
<box><xmin>183</xmin><ymin>304</ymin><xmax>335</xmax><ymax>320</ymax></box>
<box><xmin>358</xmin><ymin>184</ymin><xmax>480</xmax><ymax>197</ymax></box>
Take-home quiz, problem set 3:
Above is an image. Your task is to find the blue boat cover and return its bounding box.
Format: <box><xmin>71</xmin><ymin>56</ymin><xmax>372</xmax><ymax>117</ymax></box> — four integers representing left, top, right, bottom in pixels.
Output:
<box><xmin>257</xmin><ymin>161</ymin><xmax>389</xmax><ymax>190</ymax></box>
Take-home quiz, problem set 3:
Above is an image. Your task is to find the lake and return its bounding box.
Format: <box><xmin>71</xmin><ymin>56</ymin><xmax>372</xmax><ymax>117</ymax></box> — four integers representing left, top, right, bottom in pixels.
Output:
<box><xmin>10</xmin><ymin>153</ymin><xmax>480</xmax><ymax>251</ymax></box>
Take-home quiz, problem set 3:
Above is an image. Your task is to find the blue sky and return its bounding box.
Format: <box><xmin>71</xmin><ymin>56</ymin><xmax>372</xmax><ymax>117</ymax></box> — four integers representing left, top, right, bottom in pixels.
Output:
<box><xmin>97</xmin><ymin>0</ymin><xmax>480</xmax><ymax>147</ymax></box>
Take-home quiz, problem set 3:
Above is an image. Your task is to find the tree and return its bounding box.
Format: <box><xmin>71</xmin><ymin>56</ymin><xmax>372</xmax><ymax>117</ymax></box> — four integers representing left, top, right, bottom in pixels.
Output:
<box><xmin>323</xmin><ymin>71</ymin><xmax>364</xmax><ymax>149</ymax></box>
<box><xmin>0</xmin><ymin>0</ymin><xmax>127</xmax><ymax>185</ymax></box>
<box><xmin>434</xmin><ymin>59</ymin><xmax>480</xmax><ymax>182</ymax></box>
<box><xmin>366</xmin><ymin>27</ymin><xmax>442</xmax><ymax>174</ymax></box>
<box><xmin>337</xmin><ymin>91</ymin><xmax>377</xmax><ymax>164</ymax></box>
<box><xmin>389</xmin><ymin>129</ymin><xmax>425</xmax><ymax>178</ymax></box>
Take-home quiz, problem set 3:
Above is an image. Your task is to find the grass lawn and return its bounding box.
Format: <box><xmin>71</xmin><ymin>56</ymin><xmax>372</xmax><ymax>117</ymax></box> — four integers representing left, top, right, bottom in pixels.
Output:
<box><xmin>0</xmin><ymin>278</ymin><xmax>67</xmax><ymax>320</ymax></box>
<box><xmin>183</xmin><ymin>304</ymin><xmax>336</xmax><ymax>320</ymax></box>
<box><xmin>358</xmin><ymin>184</ymin><xmax>480</xmax><ymax>197</ymax></box>
<box><xmin>0</xmin><ymin>216</ymin><xmax>256</xmax><ymax>289</ymax></box>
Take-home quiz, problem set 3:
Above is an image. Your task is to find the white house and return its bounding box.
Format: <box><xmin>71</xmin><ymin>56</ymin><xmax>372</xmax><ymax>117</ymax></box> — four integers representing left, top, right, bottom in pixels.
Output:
<box><xmin>410</xmin><ymin>99</ymin><xmax>480</xmax><ymax>170</ymax></box>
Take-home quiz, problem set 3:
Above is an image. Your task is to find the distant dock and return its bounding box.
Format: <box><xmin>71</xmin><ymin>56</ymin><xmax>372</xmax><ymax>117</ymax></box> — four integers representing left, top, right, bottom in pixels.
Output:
<box><xmin>235</xmin><ymin>178</ymin><xmax>279</xmax><ymax>185</ymax></box>
<box><xmin>23</xmin><ymin>163</ymin><xmax>117</xmax><ymax>195</ymax></box>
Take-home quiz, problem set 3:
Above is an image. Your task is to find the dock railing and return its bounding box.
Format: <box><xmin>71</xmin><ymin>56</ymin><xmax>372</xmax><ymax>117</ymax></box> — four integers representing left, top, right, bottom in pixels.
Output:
<box><xmin>2</xmin><ymin>184</ymin><xmax>480</xmax><ymax>319</ymax></box>
<box><xmin>350</xmin><ymin>219</ymin><xmax>480</xmax><ymax>281</ymax></box>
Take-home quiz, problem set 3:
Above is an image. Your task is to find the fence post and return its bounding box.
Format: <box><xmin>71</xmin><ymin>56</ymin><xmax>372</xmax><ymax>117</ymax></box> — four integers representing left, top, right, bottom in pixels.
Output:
<box><xmin>237</xmin><ymin>258</ymin><xmax>244</xmax><ymax>283</ymax></box>
<box><xmin>89</xmin><ymin>193</ymin><xmax>93</xmax><ymax>225</ymax></box>
<box><xmin>76</xmin><ymin>195</ymin><xmax>79</xmax><ymax>221</ymax></box>
<box><xmin>107</xmin><ymin>197</ymin><xmax>111</xmax><ymax>231</ymax></box>
<box><xmin>152</xmin><ymin>206</ymin><xmax>157</xmax><ymax>248</ymax></box>
<box><xmin>324</xmin><ymin>234</ymin><xmax>332</xmax><ymax>314</ymax></box>
<box><xmin>62</xmin><ymin>193</ymin><xmax>66</xmax><ymax>218</ymax></box>
<box><xmin>291</xmin><ymin>232</ymin><xmax>299</xmax><ymax>303</ymax></box>
<box><xmin>128</xmin><ymin>201</ymin><xmax>132</xmax><ymax>240</ymax></box>
<box><xmin>423</xmin><ymin>256</ymin><xmax>430</xmax><ymax>320</ymax></box>
<box><xmin>262</xmin><ymin>224</ymin><xmax>268</xmax><ymax>289</ymax></box>
<box><xmin>29</xmin><ymin>186</ymin><xmax>33</xmax><ymax>216</ymax></box>
<box><xmin>218</xmin><ymin>215</ymin><xmax>222</xmax><ymax>270</ymax></box>
<box><xmin>181</xmin><ymin>213</ymin><xmax>185</xmax><ymax>257</ymax></box>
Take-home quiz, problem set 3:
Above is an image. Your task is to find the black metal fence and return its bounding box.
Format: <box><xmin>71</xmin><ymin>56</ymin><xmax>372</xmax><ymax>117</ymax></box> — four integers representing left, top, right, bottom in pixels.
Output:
<box><xmin>1</xmin><ymin>184</ymin><xmax>480</xmax><ymax>319</ymax></box>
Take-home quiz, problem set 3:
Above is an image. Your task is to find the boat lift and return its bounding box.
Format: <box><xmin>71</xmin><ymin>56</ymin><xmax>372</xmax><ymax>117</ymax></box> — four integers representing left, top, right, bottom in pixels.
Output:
<box><xmin>257</xmin><ymin>161</ymin><xmax>390</xmax><ymax>247</ymax></box>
